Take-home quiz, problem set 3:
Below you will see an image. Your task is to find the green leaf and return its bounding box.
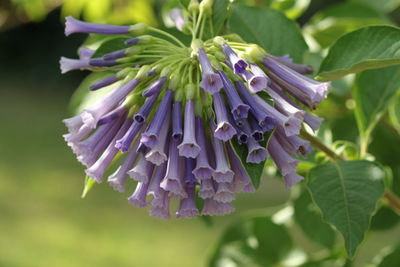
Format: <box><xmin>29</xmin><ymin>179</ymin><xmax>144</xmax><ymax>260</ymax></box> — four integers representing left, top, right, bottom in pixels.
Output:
<box><xmin>351</xmin><ymin>0</ymin><xmax>400</xmax><ymax>12</ymax></box>
<box><xmin>81</xmin><ymin>176</ymin><xmax>96</xmax><ymax>198</ymax></box>
<box><xmin>370</xmin><ymin>206</ymin><xmax>400</xmax><ymax>231</ymax></box>
<box><xmin>209</xmin><ymin>216</ymin><xmax>293</xmax><ymax>267</ymax></box>
<box><xmin>389</xmin><ymin>93</ymin><xmax>400</xmax><ymax>135</ymax></box>
<box><xmin>211</xmin><ymin>0</ymin><xmax>230</xmax><ymax>35</ymax></box>
<box><xmin>307</xmin><ymin>160</ymin><xmax>386</xmax><ymax>257</ymax></box>
<box><xmin>230</xmin><ymin>130</ymin><xmax>272</xmax><ymax>189</ymax></box>
<box><xmin>228</xmin><ymin>4</ymin><xmax>308</xmax><ymax>62</ymax></box>
<box><xmin>92</xmin><ymin>37</ymin><xmax>130</xmax><ymax>58</ymax></box>
<box><xmin>270</xmin><ymin>0</ymin><xmax>311</xmax><ymax>19</ymax></box>
<box><xmin>374</xmin><ymin>244</ymin><xmax>400</xmax><ymax>267</ymax></box>
<box><xmin>293</xmin><ymin>189</ymin><xmax>336</xmax><ymax>248</ymax></box>
<box><xmin>306</xmin><ymin>2</ymin><xmax>390</xmax><ymax>48</ymax></box>
<box><xmin>353</xmin><ymin>66</ymin><xmax>400</xmax><ymax>137</ymax></box>
<box><xmin>318</xmin><ymin>26</ymin><xmax>400</xmax><ymax>81</ymax></box>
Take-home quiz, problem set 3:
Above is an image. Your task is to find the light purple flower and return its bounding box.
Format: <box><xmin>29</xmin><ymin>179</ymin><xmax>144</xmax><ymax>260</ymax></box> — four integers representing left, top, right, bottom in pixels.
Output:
<box><xmin>218</xmin><ymin>70</ymin><xmax>250</xmax><ymax>120</ymax></box>
<box><xmin>199</xmin><ymin>178</ymin><xmax>215</xmax><ymax>199</ymax></box>
<box><xmin>272</xmin><ymin>55</ymin><xmax>313</xmax><ymax>75</ymax></box>
<box><xmin>267</xmin><ymin>135</ymin><xmax>299</xmax><ymax>176</ymax></box>
<box><xmin>97</xmin><ymin>105</ymin><xmax>127</xmax><ymax>126</ymax></box>
<box><xmin>304</xmin><ymin>112</ymin><xmax>323</xmax><ymax>132</ymax></box>
<box><xmin>81</xmin><ymin>78</ymin><xmax>139</xmax><ymax>129</ymax></box>
<box><xmin>176</xmin><ymin>185</ymin><xmax>199</xmax><ymax>218</ymax></box>
<box><xmin>213</xmin><ymin>182</ymin><xmax>235</xmax><ymax>203</ymax></box>
<box><xmin>213</xmin><ymin>92</ymin><xmax>237</xmax><ymax>141</ymax></box>
<box><xmin>115</xmin><ymin>121</ymin><xmax>143</xmax><ymax>152</ymax></box>
<box><xmin>60</xmin><ymin>57</ymin><xmax>90</xmax><ymax>73</ymax></box>
<box><xmin>141</xmin><ymin>89</ymin><xmax>173</xmax><ymax>148</ymax></box>
<box><xmin>65</xmin><ymin>16</ymin><xmax>131</xmax><ymax>36</ymax></box>
<box><xmin>243</xmin><ymin>65</ymin><xmax>269</xmax><ymax>93</ymax></box>
<box><xmin>85</xmin><ymin>119</ymin><xmax>132</xmax><ymax>182</ymax></box>
<box><xmin>108</xmin><ymin>137</ymin><xmax>141</xmax><ymax>192</ymax></box>
<box><xmin>169</xmin><ymin>8</ymin><xmax>185</xmax><ymax>31</ymax></box>
<box><xmin>172</xmin><ymin>101</ymin><xmax>183</xmax><ymax>141</ymax></box>
<box><xmin>222</xmin><ymin>44</ymin><xmax>248</xmax><ymax>74</ymax></box>
<box><xmin>160</xmin><ymin>139</ymin><xmax>187</xmax><ymax>199</ymax></box>
<box><xmin>142</xmin><ymin>77</ymin><xmax>167</xmax><ymax>98</ymax></box>
<box><xmin>149</xmin><ymin>193</ymin><xmax>171</xmax><ymax>219</ymax></box>
<box><xmin>134</xmin><ymin>94</ymin><xmax>158</xmax><ymax>124</ymax></box>
<box><xmin>177</xmin><ymin>99</ymin><xmax>201</xmax><ymax>158</ymax></box>
<box><xmin>148</xmin><ymin>162</ymin><xmax>168</xmax><ymax>207</ymax></box>
<box><xmin>198</xmin><ymin>49</ymin><xmax>223</xmax><ymax>94</ymax></box>
<box><xmin>201</xmin><ymin>199</ymin><xmax>235</xmax><ymax>216</ymax></box>
<box><xmin>145</xmin><ymin>109</ymin><xmax>170</xmax><ymax>165</ymax></box>
<box><xmin>78</xmin><ymin>47</ymin><xmax>95</xmax><ymax>60</ymax></box>
<box><xmin>266</xmin><ymin>86</ymin><xmax>305</xmax><ymax>120</ymax></box>
<box><xmin>247</xmin><ymin>116</ymin><xmax>263</xmax><ymax>141</ymax></box>
<box><xmin>128</xmin><ymin>154</ymin><xmax>154</xmax><ymax>183</ymax></box>
<box><xmin>283</xmin><ymin>172</ymin><xmax>304</xmax><ymax>188</ymax></box>
<box><xmin>210</xmin><ymin>122</ymin><xmax>234</xmax><ymax>183</ymax></box>
<box><xmin>128</xmin><ymin>181</ymin><xmax>150</xmax><ymax>207</ymax></box>
<box><xmin>246</xmin><ymin>137</ymin><xmax>268</xmax><ymax>164</ymax></box>
<box><xmin>89</xmin><ymin>75</ymin><xmax>119</xmax><ymax>91</ymax></box>
<box><xmin>63</xmin><ymin>114</ymin><xmax>83</xmax><ymax>133</ymax></box>
<box><xmin>236</xmin><ymin>81</ymin><xmax>276</xmax><ymax>131</ymax></box>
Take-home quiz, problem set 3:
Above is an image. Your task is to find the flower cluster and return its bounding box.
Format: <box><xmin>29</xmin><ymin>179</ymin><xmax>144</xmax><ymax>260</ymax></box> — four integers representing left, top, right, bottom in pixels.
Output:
<box><xmin>61</xmin><ymin>4</ymin><xmax>329</xmax><ymax>219</ymax></box>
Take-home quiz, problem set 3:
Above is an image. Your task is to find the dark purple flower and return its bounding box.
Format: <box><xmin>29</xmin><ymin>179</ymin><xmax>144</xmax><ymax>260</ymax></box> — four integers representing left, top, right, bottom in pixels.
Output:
<box><xmin>198</xmin><ymin>49</ymin><xmax>223</xmax><ymax>94</ymax></box>
<box><xmin>222</xmin><ymin>44</ymin><xmax>248</xmax><ymax>74</ymax></box>
<box><xmin>213</xmin><ymin>92</ymin><xmax>237</xmax><ymax>141</ymax></box>
<box><xmin>134</xmin><ymin>94</ymin><xmax>158</xmax><ymax>124</ymax></box>
<box><xmin>177</xmin><ymin>99</ymin><xmax>201</xmax><ymax>158</ymax></box>
<box><xmin>246</xmin><ymin>116</ymin><xmax>264</xmax><ymax>141</ymax></box>
<box><xmin>125</xmin><ymin>37</ymin><xmax>139</xmax><ymax>45</ymax></box>
<box><xmin>89</xmin><ymin>75</ymin><xmax>119</xmax><ymax>91</ymax></box>
<box><xmin>142</xmin><ymin>77</ymin><xmax>167</xmax><ymax>98</ymax></box>
<box><xmin>65</xmin><ymin>16</ymin><xmax>131</xmax><ymax>36</ymax></box>
<box><xmin>172</xmin><ymin>101</ymin><xmax>183</xmax><ymax>141</ymax></box>
<box><xmin>218</xmin><ymin>70</ymin><xmax>250</xmax><ymax>121</ymax></box>
<box><xmin>115</xmin><ymin>121</ymin><xmax>143</xmax><ymax>152</ymax></box>
<box><xmin>141</xmin><ymin>89</ymin><xmax>173</xmax><ymax>148</ymax></box>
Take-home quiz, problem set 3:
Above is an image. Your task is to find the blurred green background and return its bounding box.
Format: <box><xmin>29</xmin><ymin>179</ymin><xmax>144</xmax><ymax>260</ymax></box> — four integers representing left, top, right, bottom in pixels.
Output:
<box><xmin>1</xmin><ymin>0</ymin><xmax>400</xmax><ymax>266</ymax></box>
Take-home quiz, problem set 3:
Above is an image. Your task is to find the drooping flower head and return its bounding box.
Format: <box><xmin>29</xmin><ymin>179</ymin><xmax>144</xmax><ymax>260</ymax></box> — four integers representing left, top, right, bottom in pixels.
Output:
<box><xmin>60</xmin><ymin>0</ymin><xmax>329</xmax><ymax>219</ymax></box>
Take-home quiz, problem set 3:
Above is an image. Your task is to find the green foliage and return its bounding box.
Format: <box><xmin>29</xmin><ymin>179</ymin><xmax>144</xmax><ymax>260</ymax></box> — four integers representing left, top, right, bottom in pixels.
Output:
<box><xmin>353</xmin><ymin>66</ymin><xmax>400</xmax><ymax>143</ymax></box>
<box><xmin>209</xmin><ymin>216</ymin><xmax>294</xmax><ymax>267</ymax></box>
<box><xmin>389</xmin><ymin>93</ymin><xmax>400</xmax><ymax>135</ymax></box>
<box><xmin>318</xmin><ymin>26</ymin><xmax>400</xmax><ymax>81</ymax></box>
<box><xmin>293</xmin><ymin>189</ymin><xmax>336</xmax><ymax>248</ymax></box>
<box><xmin>228</xmin><ymin>4</ymin><xmax>308</xmax><ymax>62</ymax></box>
<box><xmin>373</xmin><ymin>244</ymin><xmax>400</xmax><ymax>267</ymax></box>
<box><xmin>307</xmin><ymin>160</ymin><xmax>386</xmax><ymax>257</ymax></box>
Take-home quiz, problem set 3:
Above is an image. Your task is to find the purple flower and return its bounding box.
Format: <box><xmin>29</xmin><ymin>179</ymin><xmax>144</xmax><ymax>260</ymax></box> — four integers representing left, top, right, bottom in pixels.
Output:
<box><xmin>141</xmin><ymin>89</ymin><xmax>173</xmax><ymax>148</ymax></box>
<box><xmin>266</xmin><ymin>86</ymin><xmax>305</xmax><ymax>120</ymax></box>
<box><xmin>78</xmin><ymin>47</ymin><xmax>95</xmax><ymax>60</ymax></box>
<box><xmin>81</xmin><ymin>78</ymin><xmax>139</xmax><ymax>129</ymax></box>
<box><xmin>125</xmin><ymin>37</ymin><xmax>139</xmax><ymax>45</ymax></box>
<box><xmin>142</xmin><ymin>77</ymin><xmax>167</xmax><ymax>98</ymax></box>
<box><xmin>247</xmin><ymin>116</ymin><xmax>264</xmax><ymax>141</ymax></box>
<box><xmin>128</xmin><ymin>181</ymin><xmax>150</xmax><ymax>207</ymax></box>
<box><xmin>97</xmin><ymin>105</ymin><xmax>127</xmax><ymax>126</ymax></box>
<box><xmin>65</xmin><ymin>16</ymin><xmax>131</xmax><ymax>36</ymax></box>
<box><xmin>210</xmin><ymin>122</ymin><xmax>234</xmax><ymax>183</ymax></box>
<box><xmin>63</xmin><ymin>114</ymin><xmax>83</xmax><ymax>134</ymax></box>
<box><xmin>149</xmin><ymin>193</ymin><xmax>171</xmax><ymax>219</ymax></box>
<box><xmin>198</xmin><ymin>49</ymin><xmax>223</xmax><ymax>94</ymax></box>
<box><xmin>85</xmin><ymin>119</ymin><xmax>132</xmax><ymax>182</ymax></box>
<box><xmin>60</xmin><ymin>57</ymin><xmax>90</xmax><ymax>73</ymax></box>
<box><xmin>115</xmin><ymin>121</ymin><xmax>143</xmax><ymax>152</ymax></box>
<box><xmin>177</xmin><ymin>99</ymin><xmax>201</xmax><ymax>158</ymax></box>
<box><xmin>263</xmin><ymin>56</ymin><xmax>330</xmax><ymax>109</ymax></box>
<box><xmin>267</xmin><ymin>135</ymin><xmax>299</xmax><ymax>176</ymax></box>
<box><xmin>283</xmin><ymin>172</ymin><xmax>304</xmax><ymax>188</ymax></box>
<box><xmin>213</xmin><ymin>182</ymin><xmax>235</xmax><ymax>203</ymax></box>
<box><xmin>222</xmin><ymin>44</ymin><xmax>248</xmax><ymax>74</ymax></box>
<box><xmin>169</xmin><ymin>8</ymin><xmax>185</xmax><ymax>32</ymax></box>
<box><xmin>108</xmin><ymin>129</ymin><xmax>143</xmax><ymax>192</ymax></box>
<box><xmin>172</xmin><ymin>101</ymin><xmax>183</xmax><ymax>141</ymax></box>
<box><xmin>148</xmin><ymin>162</ymin><xmax>168</xmax><ymax>207</ymax></box>
<box><xmin>199</xmin><ymin>178</ymin><xmax>215</xmax><ymax>199</ymax></box>
<box><xmin>192</xmin><ymin>117</ymin><xmax>214</xmax><ymax>179</ymax></box>
<box><xmin>304</xmin><ymin>112</ymin><xmax>323</xmax><ymax>132</ymax></box>
<box><xmin>128</xmin><ymin>154</ymin><xmax>154</xmax><ymax>183</ymax></box>
<box><xmin>218</xmin><ymin>70</ymin><xmax>250</xmax><ymax>121</ymax></box>
<box><xmin>272</xmin><ymin>55</ymin><xmax>313</xmax><ymax>75</ymax></box>
<box><xmin>213</xmin><ymin>92</ymin><xmax>237</xmax><ymax>141</ymax></box>
<box><xmin>89</xmin><ymin>75</ymin><xmax>119</xmax><ymax>91</ymax></box>
<box><xmin>236</xmin><ymin>81</ymin><xmax>276</xmax><ymax>131</ymax></box>
<box><xmin>176</xmin><ymin>184</ymin><xmax>199</xmax><ymax>218</ymax></box>
<box><xmin>201</xmin><ymin>199</ymin><xmax>235</xmax><ymax>216</ymax></box>
<box><xmin>246</xmin><ymin>137</ymin><xmax>268</xmax><ymax>164</ymax></box>
<box><xmin>145</xmin><ymin>110</ymin><xmax>170</xmax><ymax>165</ymax></box>
<box><xmin>134</xmin><ymin>94</ymin><xmax>158</xmax><ymax>124</ymax></box>
<box><xmin>160</xmin><ymin>139</ymin><xmax>187</xmax><ymax>199</ymax></box>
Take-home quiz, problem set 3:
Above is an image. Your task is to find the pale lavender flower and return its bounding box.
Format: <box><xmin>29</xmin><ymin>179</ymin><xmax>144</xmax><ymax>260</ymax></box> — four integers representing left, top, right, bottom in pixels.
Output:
<box><xmin>85</xmin><ymin>119</ymin><xmax>132</xmax><ymax>182</ymax></box>
<box><xmin>193</xmin><ymin>117</ymin><xmax>214</xmax><ymax>179</ymax></box>
<box><xmin>198</xmin><ymin>49</ymin><xmax>223</xmax><ymax>94</ymax></box>
<box><xmin>149</xmin><ymin>193</ymin><xmax>171</xmax><ymax>219</ymax></box>
<box><xmin>62</xmin><ymin>114</ymin><xmax>83</xmax><ymax>133</ymax></box>
<box><xmin>177</xmin><ymin>99</ymin><xmax>201</xmax><ymax>158</ymax></box>
<box><xmin>304</xmin><ymin>112</ymin><xmax>323</xmax><ymax>132</ymax></box>
<box><xmin>78</xmin><ymin>47</ymin><xmax>95</xmax><ymax>60</ymax></box>
<box><xmin>148</xmin><ymin>162</ymin><xmax>168</xmax><ymax>207</ymax></box>
<box><xmin>145</xmin><ymin>110</ymin><xmax>170</xmax><ymax>165</ymax></box>
<box><xmin>222</xmin><ymin>44</ymin><xmax>248</xmax><ymax>74</ymax></box>
<box><xmin>283</xmin><ymin>172</ymin><xmax>304</xmax><ymax>188</ymax></box>
<box><xmin>128</xmin><ymin>154</ymin><xmax>154</xmax><ymax>183</ymax></box>
<box><xmin>141</xmin><ymin>89</ymin><xmax>173</xmax><ymax>148</ymax></box>
<box><xmin>201</xmin><ymin>199</ymin><xmax>235</xmax><ymax>216</ymax></box>
<box><xmin>65</xmin><ymin>16</ymin><xmax>131</xmax><ymax>36</ymax></box>
<box><xmin>128</xmin><ymin>181</ymin><xmax>150</xmax><ymax>207</ymax></box>
<box><xmin>272</xmin><ymin>55</ymin><xmax>313</xmax><ymax>75</ymax></box>
<box><xmin>199</xmin><ymin>178</ymin><xmax>215</xmax><ymax>199</ymax></box>
<box><xmin>213</xmin><ymin>92</ymin><xmax>237</xmax><ymax>141</ymax></box>
<box><xmin>176</xmin><ymin>159</ymin><xmax>199</xmax><ymax>218</ymax></box>
<box><xmin>169</xmin><ymin>8</ymin><xmax>185</xmax><ymax>31</ymax></box>
<box><xmin>60</xmin><ymin>57</ymin><xmax>90</xmax><ymax>73</ymax></box>
<box><xmin>267</xmin><ymin>135</ymin><xmax>299</xmax><ymax>176</ymax></box>
<box><xmin>243</xmin><ymin>66</ymin><xmax>269</xmax><ymax>93</ymax></box>
<box><xmin>210</xmin><ymin>122</ymin><xmax>234</xmax><ymax>183</ymax></box>
<box><xmin>246</xmin><ymin>137</ymin><xmax>268</xmax><ymax>164</ymax></box>
<box><xmin>213</xmin><ymin>182</ymin><xmax>235</xmax><ymax>203</ymax></box>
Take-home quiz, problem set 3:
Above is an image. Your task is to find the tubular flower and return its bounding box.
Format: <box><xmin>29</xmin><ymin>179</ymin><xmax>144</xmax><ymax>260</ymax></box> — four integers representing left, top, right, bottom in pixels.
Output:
<box><xmin>60</xmin><ymin>3</ymin><xmax>329</xmax><ymax>219</ymax></box>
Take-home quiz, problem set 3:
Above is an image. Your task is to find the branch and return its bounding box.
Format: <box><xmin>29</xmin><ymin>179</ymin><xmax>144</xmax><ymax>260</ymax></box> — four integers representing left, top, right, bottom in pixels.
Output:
<box><xmin>300</xmin><ymin>128</ymin><xmax>400</xmax><ymax>215</ymax></box>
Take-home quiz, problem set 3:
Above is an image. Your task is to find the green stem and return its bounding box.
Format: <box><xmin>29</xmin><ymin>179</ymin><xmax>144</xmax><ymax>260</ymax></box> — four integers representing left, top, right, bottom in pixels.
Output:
<box><xmin>300</xmin><ymin>128</ymin><xmax>400</xmax><ymax>215</ymax></box>
<box><xmin>149</xmin><ymin>27</ymin><xmax>186</xmax><ymax>48</ymax></box>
